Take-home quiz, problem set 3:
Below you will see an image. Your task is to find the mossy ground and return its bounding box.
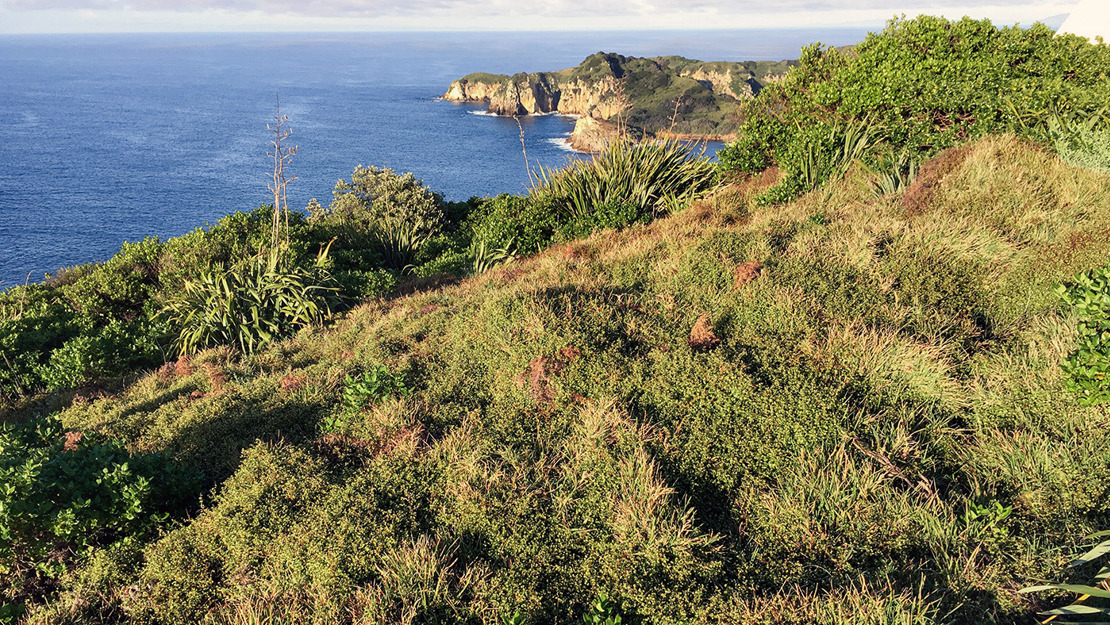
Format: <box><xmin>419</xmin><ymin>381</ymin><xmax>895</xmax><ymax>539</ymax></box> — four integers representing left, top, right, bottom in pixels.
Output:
<box><xmin>12</xmin><ymin>136</ymin><xmax>1110</xmax><ymax>624</ymax></box>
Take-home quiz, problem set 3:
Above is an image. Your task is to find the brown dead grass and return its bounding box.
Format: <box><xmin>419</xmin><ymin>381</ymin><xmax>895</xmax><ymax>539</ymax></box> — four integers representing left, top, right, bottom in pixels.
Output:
<box><xmin>203</xmin><ymin>362</ymin><xmax>227</xmax><ymax>395</ymax></box>
<box><xmin>62</xmin><ymin>431</ymin><xmax>83</xmax><ymax>452</ymax></box>
<box><xmin>173</xmin><ymin>355</ymin><xmax>193</xmax><ymax>378</ymax></box>
<box><xmin>688</xmin><ymin>314</ymin><xmax>721</xmax><ymax>350</ymax></box>
<box><xmin>515</xmin><ymin>346</ymin><xmax>580</xmax><ymax>403</ymax></box>
<box><xmin>902</xmin><ymin>145</ymin><xmax>972</xmax><ymax>215</ymax></box>
<box><xmin>733</xmin><ymin>261</ymin><xmax>763</xmax><ymax>289</ymax></box>
<box><xmin>278</xmin><ymin>372</ymin><xmax>305</xmax><ymax>394</ymax></box>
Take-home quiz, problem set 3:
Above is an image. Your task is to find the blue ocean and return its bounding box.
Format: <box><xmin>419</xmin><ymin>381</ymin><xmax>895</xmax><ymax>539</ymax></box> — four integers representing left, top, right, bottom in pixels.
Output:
<box><xmin>0</xmin><ymin>28</ymin><xmax>869</xmax><ymax>287</ymax></box>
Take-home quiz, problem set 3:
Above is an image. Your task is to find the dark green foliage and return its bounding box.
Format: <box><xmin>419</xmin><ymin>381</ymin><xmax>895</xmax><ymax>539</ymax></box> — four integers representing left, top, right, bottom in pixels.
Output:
<box><xmin>719</xmin><ymin>15</ymin><xmax>1110</xmax><ymax>199</ymax></box>
<box><xmin>0</xmin><ymin>291</ymin><xmax>80</xmax><ymax>398</ymax></box>
<box><xmin>582</xmin><ymin>593</ymin><xmax>624</xmax><ymax>625</ymax></box>
<box><xmin>0</xmin><ymin>417</ymin><xmax>197</xmax><ymax>609</ymax></box>
<box><xmin>466</xmin><ymin>194</ymin><xmax>560</xmax><ymax>256</ymax></box>
<box><xmin>1056</xmin><ymin>266</ymin><xmax>1110</xmax><ymax>404</ymax></box>
<box><xmin>333</xmin><ymin>267</ymin><xmax>398</xmax><ymax>300</ymax></box>
<box><xmin>37</xmin><ymin>317</ymin><xmax>170</xmax><ymax>392</ymax></box>
<box><xmin>342</xmin><ymin>364</ymin><xmax>411</xmax><ymax>411</ymax></box>
<box><xmin>555</xmin><ymin>200</ymin><xmax>647</xmax><ymax>242</ymax></box>
<box><xmin>58</xmin><ymin>238</ymin><xmax>162</xmax><ymax>321</ymax></box>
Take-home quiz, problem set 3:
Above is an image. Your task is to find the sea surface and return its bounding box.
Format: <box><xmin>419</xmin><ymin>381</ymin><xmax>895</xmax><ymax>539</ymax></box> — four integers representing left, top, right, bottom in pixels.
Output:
<box><xmin>0</xmin><ymin>28</ymin><xmax>870</xmax><ymax>287</ymax></box>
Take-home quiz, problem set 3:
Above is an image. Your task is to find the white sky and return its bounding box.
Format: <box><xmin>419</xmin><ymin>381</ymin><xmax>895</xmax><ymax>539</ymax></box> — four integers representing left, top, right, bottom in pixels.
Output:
<box><xmin>0</xmin><ymin>0</ymin><xmax>1082</xmax><ymax>34</ymax></box>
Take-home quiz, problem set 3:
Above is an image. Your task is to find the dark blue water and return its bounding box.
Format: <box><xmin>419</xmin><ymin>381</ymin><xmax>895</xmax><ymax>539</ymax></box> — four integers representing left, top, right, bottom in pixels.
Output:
<box><xmin>0</xmin><ymin>28</ymin><xmax>869</xmax><ymax>287</ymax></box>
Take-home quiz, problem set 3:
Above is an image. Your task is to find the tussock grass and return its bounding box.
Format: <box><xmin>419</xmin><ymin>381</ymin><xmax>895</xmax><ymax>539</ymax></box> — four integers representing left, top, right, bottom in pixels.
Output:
<box><xmin>19</xmin><ymin>136</ymin><xmax>1110</xmax><ymax>624</ymax></box>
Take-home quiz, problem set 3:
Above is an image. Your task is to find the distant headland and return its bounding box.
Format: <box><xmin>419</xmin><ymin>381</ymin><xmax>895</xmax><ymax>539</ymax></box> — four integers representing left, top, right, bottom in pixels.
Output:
<box><xmin>443</xmin><ymin>51</ymin><xmax>797</xmax><ymax>152</ymax></box>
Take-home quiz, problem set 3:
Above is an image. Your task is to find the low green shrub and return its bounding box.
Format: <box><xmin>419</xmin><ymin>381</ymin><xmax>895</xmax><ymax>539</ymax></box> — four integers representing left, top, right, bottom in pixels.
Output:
<box><xmin>342</xmin><ymin>364</ymin><xmax>411</xmax><ymax>412</ymax></box>
<box><xmin>582</xmin><ymin>593</ymin><xmax>625</xmax><ymax>625</ymax></box>
<box><xmin>334</xmin><ymin>267</ymin><xmax>397</xmax><ymax>300</ymax></box>
<box><xmin>556</xmin><ymin>200</ymin><xmax>648</xmax><ymax>242</ymax></box>
<box><xmin>466</xmin><ymin>194</ymin><xmax>560</xmax><ymax>256</ymax></box>
<box><xmin>36</xmin><ymin>317</ymin><xmax>169</xmax><ymax>392</ymax></box>
<box><xmin>0</xmin><ymin>417</ymin><xmax>197</xmax><ymax>605</ymax></box>
<box><xmin>59</xmin><ymin>238</ymin><xmax>162</xmax><ymax>322</ymax></box>
<box><xmin>1056</xmin><ymin>265</ymin><xmax>1110</xmax><ymax>404</ymax></box>
<box><xmin>0</xmin><ymin>293</ymin><xmax>79</xmax><ymax>399</ymax></box>
<box><xmin>310</xmin><ymin>165</ymin><xmax>445</xmax><ymax>272</ymax></box>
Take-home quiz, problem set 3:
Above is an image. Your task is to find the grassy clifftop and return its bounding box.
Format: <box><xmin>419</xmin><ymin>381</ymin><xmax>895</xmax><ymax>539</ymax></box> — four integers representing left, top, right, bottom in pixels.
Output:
<box><xmin>14</xmin><ymin>135</ymin><xmax>1110</xmax><ymax>624</ymax></box>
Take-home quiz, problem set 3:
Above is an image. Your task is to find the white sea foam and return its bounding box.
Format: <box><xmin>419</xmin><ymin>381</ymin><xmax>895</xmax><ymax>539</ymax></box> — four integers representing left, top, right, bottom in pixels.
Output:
<box><xmin>545</xmin><ymin>136</ymin><xmax>578</xmax><ymax>153</ymax></box>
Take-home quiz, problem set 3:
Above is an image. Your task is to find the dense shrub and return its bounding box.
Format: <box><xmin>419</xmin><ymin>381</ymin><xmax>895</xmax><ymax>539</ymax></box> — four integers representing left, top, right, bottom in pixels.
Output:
<box><xmin>0</xmin><ymin>207</ymin><xmax>284</xmax><ymax>401</ymax></box>
<box><xmin>466</xmin><ymin>194</ymin><xmax>560</xmax><ymax>256</ymax></box>
<box><xmin>36</xmin><ymin>317</ymin><xmax>170</xmax><ymax>392</ymax></box>
<box><xmin>0</xmin><ymin>417</ymin><xmax>197</xmax><ymax>613</ymax></box>
<box><xmin>309</xmin><ymin>165</ymin><xmax>445</xmax><ymax>271</ymax></box>
<box><xmin>718</xmin><ymin>15</ymin><xmax>1110</xmax><ymax>199</ymax></box>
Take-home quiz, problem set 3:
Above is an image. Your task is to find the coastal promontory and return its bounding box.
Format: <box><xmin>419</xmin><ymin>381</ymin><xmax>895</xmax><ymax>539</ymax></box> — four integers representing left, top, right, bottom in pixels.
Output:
<box><xmin>443</xmin><ymin>52</ymin><xmax>796</xmax><ymax>151</ymax></box>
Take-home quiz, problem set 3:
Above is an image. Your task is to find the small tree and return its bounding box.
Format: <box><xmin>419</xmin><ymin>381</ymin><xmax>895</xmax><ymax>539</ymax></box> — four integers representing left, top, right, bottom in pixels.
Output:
<box><xmin>267</xmin><ymin>98</ymin><xmax>297</xmax><ymax>257</ymax></box>
<box><xmin>314</xmin><ymin>165</ymin><xmax>445</xmax><ymax>271</ymax></box>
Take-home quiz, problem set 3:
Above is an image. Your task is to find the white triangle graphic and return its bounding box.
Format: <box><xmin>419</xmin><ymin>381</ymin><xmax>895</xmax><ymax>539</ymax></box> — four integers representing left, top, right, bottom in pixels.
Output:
<box><xmin>1057</xmin><ymin>0</ymin><xmax>1110</xmax><ymax>42</ymax></box>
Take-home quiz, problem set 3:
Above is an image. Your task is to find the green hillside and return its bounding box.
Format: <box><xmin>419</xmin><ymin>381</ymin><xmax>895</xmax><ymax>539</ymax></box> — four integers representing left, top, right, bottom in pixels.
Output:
<box><xmin>4</xmin><ymin>15</ymin><xmax>1110</xmax><ymax>625</ymax></box>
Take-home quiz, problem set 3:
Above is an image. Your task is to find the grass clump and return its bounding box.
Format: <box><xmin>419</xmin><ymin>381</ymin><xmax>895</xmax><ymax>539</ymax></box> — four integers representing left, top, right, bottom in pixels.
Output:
<box><xmin>534</xmin><ymin>139</ymin><xmax>716</xmax><ymax>231</ymax></box>
<box><xmin>162</xmin><ymin>249</ymin><xmax>338</xmax><ymax>356</ymax></box>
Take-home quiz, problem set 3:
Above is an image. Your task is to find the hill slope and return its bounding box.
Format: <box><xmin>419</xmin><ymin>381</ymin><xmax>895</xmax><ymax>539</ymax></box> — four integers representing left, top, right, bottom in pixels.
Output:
<box><xmin>13</xmin><ymin>136</ymin><xmax>1110</xmax><ymax>624</ymax></box>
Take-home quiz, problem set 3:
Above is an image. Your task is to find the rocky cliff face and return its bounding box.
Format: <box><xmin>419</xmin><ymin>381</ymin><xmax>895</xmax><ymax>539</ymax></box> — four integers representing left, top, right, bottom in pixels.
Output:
<box><xmin>567</xmin><ymin>116</ymin><xmax>620</xmax><ymax>152</ymax></box>
<box><xmin>465</xmin><ymin>73</ymin><xmax>625</xmax><ymax>120</ymax></box>
<box><xmin>443</xmin><ymin>78</ymin><xmax>503</xmax><ymax>102</ymax></box>
<box><xmin>680</xmin><ymin>67</ymin><xmax>751</xmax><ymax>100</ymax></box>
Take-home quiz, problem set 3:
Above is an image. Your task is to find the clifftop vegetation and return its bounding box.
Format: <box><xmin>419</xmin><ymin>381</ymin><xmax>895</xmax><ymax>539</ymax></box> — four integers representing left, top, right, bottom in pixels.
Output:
<box><xmin>4</xmin><ymin>15</ymin><xmax>1110</xmax><ymax>625</ymax></box>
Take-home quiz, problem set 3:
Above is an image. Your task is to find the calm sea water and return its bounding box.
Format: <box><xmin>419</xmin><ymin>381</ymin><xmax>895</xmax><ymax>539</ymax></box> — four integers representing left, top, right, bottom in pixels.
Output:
<box><xmin>0</xmin><ymin>28</ymin><xmax>869</xmax><ymax>286</ymax></box>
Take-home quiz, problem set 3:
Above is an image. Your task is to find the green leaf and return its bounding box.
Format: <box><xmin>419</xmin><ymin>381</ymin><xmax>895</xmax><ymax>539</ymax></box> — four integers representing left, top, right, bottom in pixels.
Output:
<box><xmin>1022</xmin><ymin>584</ymin><xmax>1110</xmax><ymax>599</ymax></box>
<box><xmin>1041</xmin><ymin>605</ymin><xmax>1110</xmax><ymax>616</ymax></box>
<box><xmin>1072</xmin><ymin>539</ymin><xmax>1110</xmax><ymax>568</ymax></box>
